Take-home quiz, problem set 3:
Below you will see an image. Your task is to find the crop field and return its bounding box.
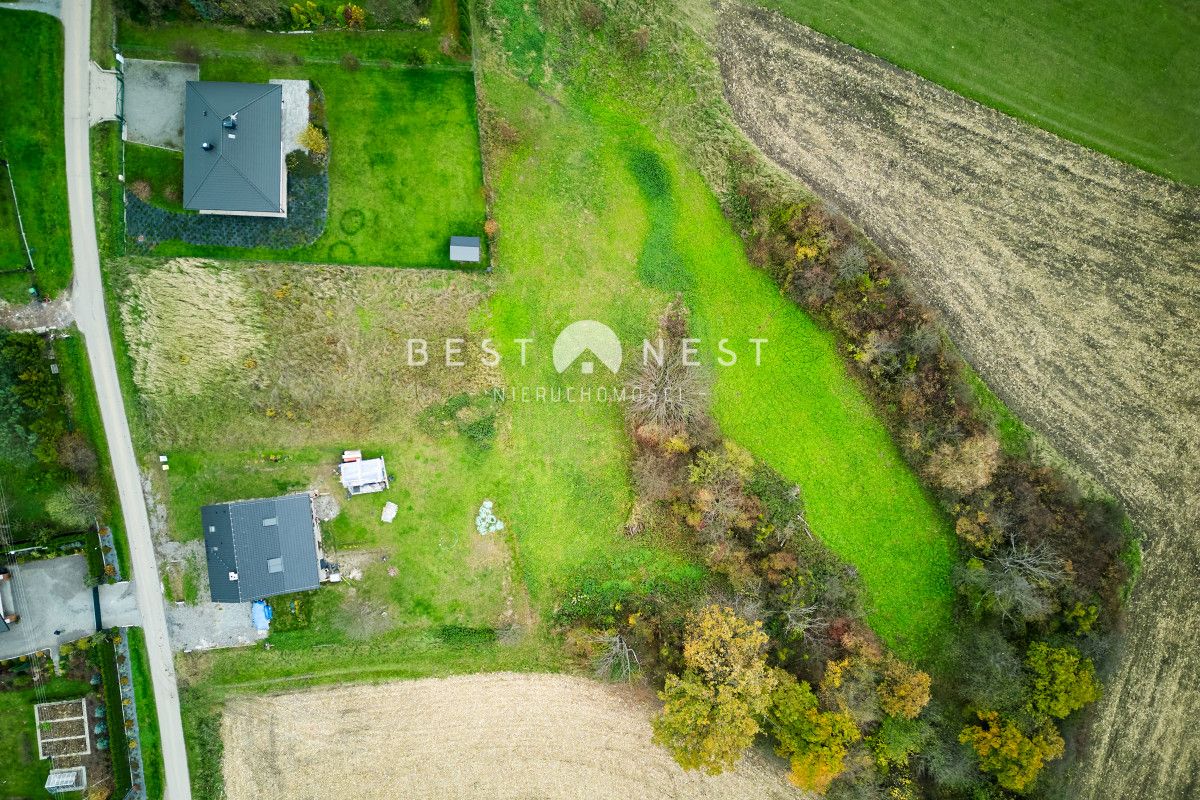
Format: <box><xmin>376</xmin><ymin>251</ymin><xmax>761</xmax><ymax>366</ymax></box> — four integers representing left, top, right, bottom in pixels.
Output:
<box><xmin>0</xmin><ymin>8</ymin><xmax>72</xmax><ymax>300</ymax></box>
<box><xmin>762</xmin><ymin>0</ymin><xmax>1200</xmax><ymax>184</ymax></box>
<box><xmin>717</xmin><ymin>6</ymin><xmax>1200</xmax><ymax>796</ymax></box>
<box><xmin>219</xmin><ymin>673</ymin><xmax>797</xmax><ymax>800</ymax></box>
<box><xmin>118</xmin><ymin>24</ymin><xmax>486</xmax><ymax>268</ymax></box>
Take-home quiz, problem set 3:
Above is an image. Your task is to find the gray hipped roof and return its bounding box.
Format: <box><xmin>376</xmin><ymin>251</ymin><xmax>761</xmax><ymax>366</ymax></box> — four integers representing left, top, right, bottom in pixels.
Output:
<box><xmin>201</xmin><ymin>493</ymin><xmax>319</xmax><ymax>602</ymax></box>
<box><xmin>183</xmin><ymin>81</ymin><xmax>284</xmax><ymax>214</ymax></box>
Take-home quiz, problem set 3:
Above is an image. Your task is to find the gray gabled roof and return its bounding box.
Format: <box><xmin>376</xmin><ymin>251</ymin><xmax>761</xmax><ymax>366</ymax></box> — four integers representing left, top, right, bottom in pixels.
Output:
<box><xmin>183</xmin><ymin>81</ymin><xmax>284</xmax><ymax>214</ymax></box>
<box><xmin>201</xmin><ymin>493</ymin><xmax>319</xmax><ymax>603</ymax></box>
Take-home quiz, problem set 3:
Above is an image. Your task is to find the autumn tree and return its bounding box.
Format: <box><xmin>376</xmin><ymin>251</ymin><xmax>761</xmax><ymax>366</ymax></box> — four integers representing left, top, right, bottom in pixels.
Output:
<box><xmin>652</xmin><ymin>605</ymin><xmax>775</xmax><ymax>774</ymax></box>
<box><xmin>766</xmin><ymin>670</ymin><xmax>861</xmax><ymax>793</ymax></box>
<box><xmin>1025</xmin><ymin>642</ymin><xmax>1101</xmax><ymax>719</ymax></box>
<box><xmin>877</xmin><ymin>657</ymin><xmax>931</xmax><ymax>720</ymax></box>
<box><xmin>926</xmin><ymin>433</ymin><xmax>1000</xmax><ymax>496</ymax></box>
<box><xmin>959</xmin><ymin>710</ymin><xmax>1064</xmax><ymax>792</ymax></box>
<box><xmin>298</xmin><ymin>123</ymin><xmax>329</xmax><ymax>157</ymax></box>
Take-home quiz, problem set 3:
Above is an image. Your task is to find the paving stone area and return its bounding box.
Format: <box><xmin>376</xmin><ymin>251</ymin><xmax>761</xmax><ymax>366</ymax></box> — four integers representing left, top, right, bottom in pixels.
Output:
<box><xmin>123</xmin><ymin>59</ymin><xmax>199</xmax><ymax>150</ymax></box>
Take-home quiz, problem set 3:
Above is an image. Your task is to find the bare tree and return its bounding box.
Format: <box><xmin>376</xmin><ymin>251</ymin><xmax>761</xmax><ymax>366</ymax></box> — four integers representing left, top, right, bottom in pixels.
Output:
<box><xmin>776</xmin><ymin>600</ymin><xmax>826</xmax><ymax>641</ymax></box>
<box><xmin>593</xmin><ymin>633</ymin><xmax>640</xmax><ymax>681</ymax></box>
<box><xmin>992</xmin><ymin>535</ymin><xmax>1066</xmax><ymax>585</ymax></box>
<box><xmin>627</xmin><ymin>352</ymin><xmax>707</xmax><ymax>432</ymax></box>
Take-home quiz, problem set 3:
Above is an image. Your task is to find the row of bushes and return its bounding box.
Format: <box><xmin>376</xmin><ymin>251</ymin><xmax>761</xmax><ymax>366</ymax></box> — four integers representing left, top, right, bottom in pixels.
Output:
<box><xmin>720</xmin><ymin>156</ymin><xmax>1133</xmax><ymax>796</ymax></box>
<box><xmin>119</xmin><ymin>0</ymin><xmax>428</xmax><ymax>29</ymax></box>
<box><xmin>554</xmin><ymin>302</ymin><xmax>935</xmax><ymax>796</ymax></box>
<box><xmin>476</xmin><ymin>1</ymin><xmax>1136</xmax><ymax>795</ymax></box>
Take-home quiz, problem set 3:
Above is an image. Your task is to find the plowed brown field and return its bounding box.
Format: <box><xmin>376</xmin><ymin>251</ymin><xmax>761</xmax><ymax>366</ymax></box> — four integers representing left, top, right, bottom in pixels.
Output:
<box><xmin>716</xmin><ymin>5</ymin><xmax>1200</xmax><ymax>798</ymax></box>
<box><xmin>220</xmin><ymin>673</ymin><xmax>800</xmax><ymax>800</ymax></box>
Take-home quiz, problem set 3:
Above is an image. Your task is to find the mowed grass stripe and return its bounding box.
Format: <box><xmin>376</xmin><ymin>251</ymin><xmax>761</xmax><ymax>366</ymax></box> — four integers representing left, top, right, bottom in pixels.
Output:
<box><xmin>619</xmin><ymin>127</ymin><xmax>954</xmax><ymax>658</ymax></box>
<box><xmin>0</xmin><ymin>9</ymin><xmax>72</xmax><ymax>298</ymax></box>
<box><xmin>762</xmin><ymin>0</ymin><xmax>1200</xmax><ymax>183</ymax></box>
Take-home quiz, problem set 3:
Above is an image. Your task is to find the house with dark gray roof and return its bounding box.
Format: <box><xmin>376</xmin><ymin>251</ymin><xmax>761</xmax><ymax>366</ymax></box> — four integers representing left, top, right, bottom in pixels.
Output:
<box><xmin>201</xmin><ymin>493</ymin><xmax>320</xmax><ymax>603</ymax></box>
<box><xmin>184</xmin><ymin>81</ymin><xmax>287</xmax><ymax>217</ymax></box>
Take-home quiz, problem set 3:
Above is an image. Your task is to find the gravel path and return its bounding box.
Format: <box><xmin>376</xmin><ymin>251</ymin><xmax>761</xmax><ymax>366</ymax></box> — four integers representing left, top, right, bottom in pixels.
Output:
<box><xmin>271</xmin><ymin>79</ymin><xmax>312</xmax><ymax>153</ymax></box>
<box><xmin>166</xmin><ymin>602</ymin><xmax>258</xmax><ymax>652</ymax></box>
<box><xmin>0</xmin><ymin>295</ymin><xmax>73</xmax><ymax>331</ymax></box>
<box><xmin>716</xmin><ymin>6</ymin><xmax>1200</xmax><ymax>797</ymax></box>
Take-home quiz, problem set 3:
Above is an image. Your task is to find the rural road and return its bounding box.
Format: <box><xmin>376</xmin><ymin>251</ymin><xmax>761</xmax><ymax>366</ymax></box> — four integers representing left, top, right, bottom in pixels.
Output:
<box><xmin>62</xmin><ymin>1</ymin><xmax>194</xmax><ymax>798</ymax></box>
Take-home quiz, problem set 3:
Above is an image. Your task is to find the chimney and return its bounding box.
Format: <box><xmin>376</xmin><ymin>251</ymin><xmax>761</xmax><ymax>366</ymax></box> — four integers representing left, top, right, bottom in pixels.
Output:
<box><xmin>202</xmin><ymin>142</ymin><xmax>213</xmax><ymax>151</ymax></box>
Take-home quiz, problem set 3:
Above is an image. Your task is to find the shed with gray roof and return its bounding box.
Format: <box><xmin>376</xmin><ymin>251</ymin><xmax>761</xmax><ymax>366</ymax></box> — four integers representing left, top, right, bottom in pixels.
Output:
<box><xmin>184</xmin><ymin>81</ymin><xmax>287</xmax><ymax>217</ymax></box>
<box><xmin>449</xmin><ymin>236</ymin><xmax>481</xmax><ymax>263</ymax></box>
<box><xmin>201</xmin><ymin>493</ymin><xmax>320</xmax><ymax>602</ymax></box>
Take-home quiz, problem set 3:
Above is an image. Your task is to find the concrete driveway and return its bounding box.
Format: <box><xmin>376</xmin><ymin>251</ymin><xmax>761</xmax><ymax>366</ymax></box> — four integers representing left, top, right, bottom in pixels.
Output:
<box><xmin>0</xmin><ymin>554</ymin><xmax>140</xmax><ymax>660</ymax></box>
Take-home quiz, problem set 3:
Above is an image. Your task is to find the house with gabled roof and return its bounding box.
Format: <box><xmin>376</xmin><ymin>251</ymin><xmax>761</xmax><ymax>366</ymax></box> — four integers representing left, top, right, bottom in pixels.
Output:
<box><xmin>201</xmin><ymin>493</ymin><xmax>320</xmax><ymax>602</ymax></box>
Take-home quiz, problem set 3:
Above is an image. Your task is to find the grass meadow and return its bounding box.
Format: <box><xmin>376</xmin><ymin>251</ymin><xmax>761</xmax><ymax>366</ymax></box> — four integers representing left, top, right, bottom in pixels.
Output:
<box><xmin>0</xmin><ymin>9</ymin><xmax>72</xmax><ymax>301</ymax></box>
<box><xmin>118</xmin><ymin>24</ymin><xmax>486</xmax><ymax>268</ymax></box>
<box><xmin>763</xmin><ymin>0</ymin><xmax>1200</xmax><ymax>184</ymax></box>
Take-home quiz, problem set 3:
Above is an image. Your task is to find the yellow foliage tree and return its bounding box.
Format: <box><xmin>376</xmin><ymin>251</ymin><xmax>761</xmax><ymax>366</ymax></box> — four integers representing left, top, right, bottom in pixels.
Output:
<box><xmin>298</xmin><ymin>123</ymin><xmax>329</xmax><ymax>156</ymax></box>
<box><xmin>652</xmin><ymin>605</ymin><xmax>775</xmax><ymax>774</ymax></box>
<box><xmin>959</xmin><ymin>710</ymin><xmax>1064</xmax><ymax>792</ymax></box>
<box><xmin>767</xmin><ymin>670</ymin><xmax>861</xmax><ymax>794</ymax></box>
<box><xmin>877</xmin><ymin>657</ymin><xmax>931</xmax><ymax>720</ymax></box>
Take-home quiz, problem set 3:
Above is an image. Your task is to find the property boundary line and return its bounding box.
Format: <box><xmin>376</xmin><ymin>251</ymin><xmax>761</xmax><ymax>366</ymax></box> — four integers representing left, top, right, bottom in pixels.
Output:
<box><xmin>0</xmin><ymin>147</ymin><xmax>36</xmax><ymax>274</ymax></box>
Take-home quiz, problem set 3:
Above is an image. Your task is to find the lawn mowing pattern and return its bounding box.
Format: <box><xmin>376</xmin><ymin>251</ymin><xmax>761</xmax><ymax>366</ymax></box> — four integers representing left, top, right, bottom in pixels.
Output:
<box><xmin>761</xmin><ymin>0</ymin><xmax>1200</xmax><ymax>184</ymax></box>
<box><xmin>118</xmin><ymin>24</ymin><xmax>486</xmax><ymax>268</ymax></box>
<box><xmin>0</xmin><ymin>9</ymin><xmax>72</xmax><ymax>299</ymax></box>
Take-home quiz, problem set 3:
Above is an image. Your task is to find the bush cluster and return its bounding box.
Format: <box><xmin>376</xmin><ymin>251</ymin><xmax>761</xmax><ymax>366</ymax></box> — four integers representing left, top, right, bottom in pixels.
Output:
<box><xmin>126</xmin><ymin>169</ymin><xmax>328</xmax><ymax>251</ymax></box>
<box><xmin>725</xmin><ymin>174</ymin><xmax>1133</xmax><ymax>795</ymax></box>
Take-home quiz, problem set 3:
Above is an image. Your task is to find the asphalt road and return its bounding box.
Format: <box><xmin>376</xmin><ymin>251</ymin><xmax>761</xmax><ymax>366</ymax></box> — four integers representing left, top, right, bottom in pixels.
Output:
<box><xmin>62</xmin><ymin>1</ymin><xmax>194</xmax><ymax>798</ymax></box>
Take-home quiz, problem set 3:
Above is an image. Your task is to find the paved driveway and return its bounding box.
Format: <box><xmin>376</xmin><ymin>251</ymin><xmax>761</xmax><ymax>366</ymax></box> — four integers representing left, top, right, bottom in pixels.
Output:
<box><xmin>123</xmin><ymin>58</ymin><xmax>199</xmax><ymax>149</ymax></box>
<box><xmin>0</xmin><ymin>554</ymin><xmax>140</xmax><ymax>660</ymax></box>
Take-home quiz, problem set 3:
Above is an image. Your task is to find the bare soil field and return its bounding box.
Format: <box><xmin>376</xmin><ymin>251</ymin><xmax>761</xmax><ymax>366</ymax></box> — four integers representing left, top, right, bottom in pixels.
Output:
<box><xmin>716</xmin><ymin>5</ymin><xmax>1200</xmax><ymax>797</ymax></box>
<box><xmin>221</xmin><ymin>672</ymin><xmax>800</xmax><ymax>800</ymax></box>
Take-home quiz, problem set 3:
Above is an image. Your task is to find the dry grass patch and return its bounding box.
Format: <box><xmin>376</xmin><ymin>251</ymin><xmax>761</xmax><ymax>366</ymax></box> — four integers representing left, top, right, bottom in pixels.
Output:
<box><xmin>117</xmin><ymin>258</ymin><xmax>496</xmax><ymax>448</ymax></box>
<box><xmin>120</xmin><ymin>258</ymin><xmax>263</xmax><ymax>400</ymax></box>
<box><xmin>221</xmin><ymin>673</ymin><xmax>797</xmax><ymax>800</ymax></box>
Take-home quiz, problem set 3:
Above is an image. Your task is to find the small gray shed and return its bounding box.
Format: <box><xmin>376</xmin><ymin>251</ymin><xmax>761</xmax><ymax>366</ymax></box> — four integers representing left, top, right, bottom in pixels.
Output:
<box><xmin>449</xmin><ymin>236</ymin><xmax>481</xmax><ymax>263</ymax></box>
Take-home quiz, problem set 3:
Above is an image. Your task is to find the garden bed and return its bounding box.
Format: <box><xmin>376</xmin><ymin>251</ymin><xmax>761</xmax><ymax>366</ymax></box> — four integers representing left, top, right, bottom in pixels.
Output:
<box><xmin>127</xmin><ymin>168</ymin><xmax>329</xmax><ymax>251</ymax></box>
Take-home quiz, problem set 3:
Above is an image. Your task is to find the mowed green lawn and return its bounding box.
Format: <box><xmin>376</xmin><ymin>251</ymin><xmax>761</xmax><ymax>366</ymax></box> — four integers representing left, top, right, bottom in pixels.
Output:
<box><xmin>119</xmin><ymin>24</ymin><xmax>486</xmax><ymax>267</ymax></box>
<box><xmin>763</xmin><ymin>0</ymin><xmax>1200</xmax><ymax>184</ymax></box>
<box><xmin>0</xmin><ymin>9</ymin><xmax>72</xmax><ymax>300</ymax></box>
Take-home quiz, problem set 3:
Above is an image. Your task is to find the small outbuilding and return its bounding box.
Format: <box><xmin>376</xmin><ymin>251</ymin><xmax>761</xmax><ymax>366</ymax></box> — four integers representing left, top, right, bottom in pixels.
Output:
<box><xmin>449</xmin><ymin>236</ymin><xmax>481</xmax><ymax>263</ymax></box>
<box><xmin>201</xmin><ymin>493</ymin><xmax>320</xmax><ymax>603</ymax></box>
<box><xmin>338</xmin><ymin>456</ymin><xmax>390</xmax><ymax>496</ymax></box>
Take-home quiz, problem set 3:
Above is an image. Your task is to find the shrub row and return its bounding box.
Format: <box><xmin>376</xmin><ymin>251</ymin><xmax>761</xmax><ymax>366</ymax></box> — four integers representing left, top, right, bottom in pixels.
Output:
<box><xmin>126</xmin><ymin>168</ymin><xmax>328</xmax><ymax>252</ymax></box>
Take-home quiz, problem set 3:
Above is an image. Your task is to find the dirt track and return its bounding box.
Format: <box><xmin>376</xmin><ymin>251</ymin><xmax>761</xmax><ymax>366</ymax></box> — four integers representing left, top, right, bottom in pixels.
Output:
<box><xmin>221</xmin><ymin>672</ymin><xmax>800</xmax><ymax>800</ymax></box>
<box><xmin>716</xmin><ymin>4</ymin><xmax>1200</xmax><ymax>798</ymax></box>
